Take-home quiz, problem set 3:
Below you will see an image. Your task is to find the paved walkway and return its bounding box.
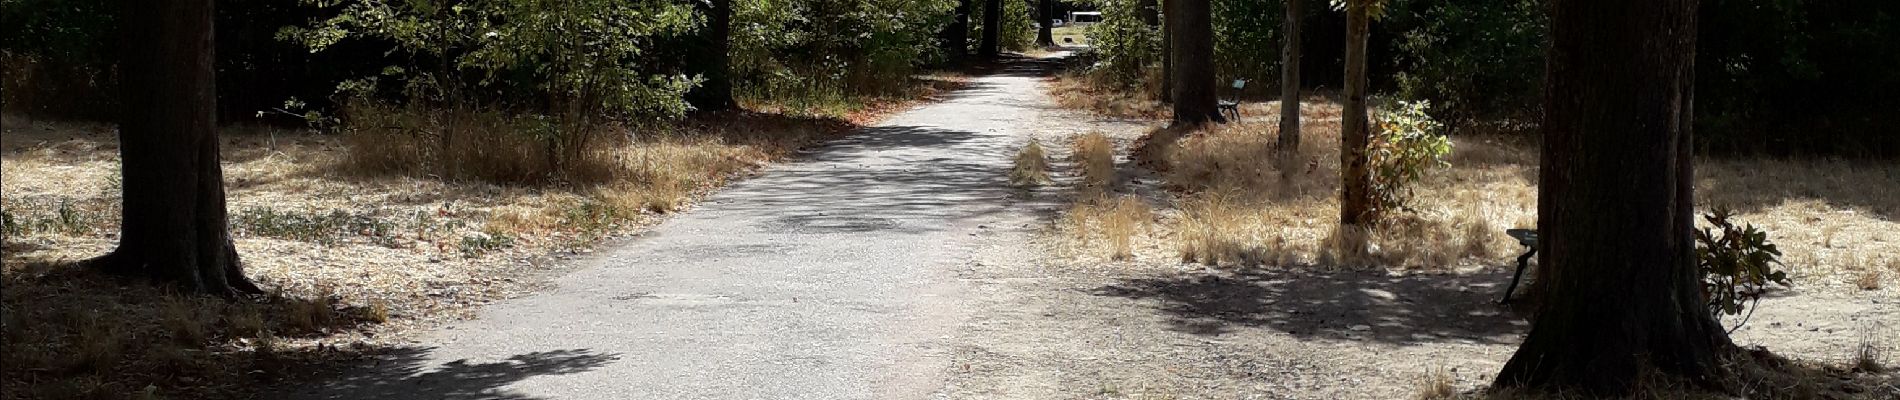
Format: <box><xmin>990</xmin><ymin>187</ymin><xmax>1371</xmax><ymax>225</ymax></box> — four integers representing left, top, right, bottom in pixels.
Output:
<box><xmin>284</xmin><ymin>56</ymin><xmax>1065</xmax><ymax>400</ymax></box>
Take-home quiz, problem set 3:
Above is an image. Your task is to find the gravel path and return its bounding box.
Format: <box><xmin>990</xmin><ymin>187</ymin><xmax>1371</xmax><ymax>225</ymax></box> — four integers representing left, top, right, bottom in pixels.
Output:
<box><xmin>281</xmin><ymin>56</ymin><xmax>1070</xmax><ymax>400</ymax></box>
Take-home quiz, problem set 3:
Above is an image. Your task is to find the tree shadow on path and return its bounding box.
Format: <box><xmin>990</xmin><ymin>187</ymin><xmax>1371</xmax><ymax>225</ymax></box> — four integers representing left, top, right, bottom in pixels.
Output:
<box><xmin>285</xmin><ymin>347</ymin><xmax>619</xmax><ymax>400</ymax></box>
<box><xmin>1094</xmin><ymin>268</ymin><xmax>1531</xmax><ymax>345</ymax></box>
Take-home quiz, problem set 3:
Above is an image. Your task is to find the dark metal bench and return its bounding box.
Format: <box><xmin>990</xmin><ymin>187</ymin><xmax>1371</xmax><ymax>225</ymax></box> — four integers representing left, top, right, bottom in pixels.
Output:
<box><xmin>1217</xmin><ymin>79</ymin><xmax>1246</xmax><ymax>122</ymax></box>
<box><xmin>1500</xmin><ymin>228</ymin><xmax>1538</xmax><ymax>304</ymax></box>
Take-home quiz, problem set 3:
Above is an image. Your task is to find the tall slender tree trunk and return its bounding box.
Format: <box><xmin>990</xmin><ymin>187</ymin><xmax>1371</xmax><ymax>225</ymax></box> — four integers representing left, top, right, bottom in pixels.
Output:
<box><xmin>945</xmin><ymin>0</ymin><xmax>973</xmax><ymax>61</ymax></box>
<box><xmin>1277</xmin><ymin>0</ymin><xmax>1303</xmax><ymax>155</ymax></box>
<box><xmin>1037</xmin><ymin>0</ymin><xmax>1055</xmax><ymax>47</ymax></box>
<box><xmin>1160</xmin><ymin>11</ymin><xmax>1173</xmax><ymax>102</ymax></box>
<box><xmin>980</xmin><ymin>0</ymin><xmax>1002</xmax><ymax>58</ymax></box>
<box><xmin>1494</xmin><ymin>0</ymin><xmax>1727</xmax><ymax>395</ymax></box>
<box><xmin>96</xmin><ymin>0</ymin><xmax>261</xmax><ymax>296</ymax></box>
<box><xmin>687</xmin><ymin>0</ymin><xmax>736</xmax><ymax>112</ymax></box>
<box><xmin>1140</xmin><ymin>0</ymin><xmax>1161</xmax><ymax>99</ymax></box>
<box><xmin>1339</xmin><ymin>0</ymin><xmax>1372</xmax><ymax>225</ymax></box>
<box><xmin>1168</xmin><ymin>0</ymin><xmax>1222</xmax><ymax>125</ymax></box>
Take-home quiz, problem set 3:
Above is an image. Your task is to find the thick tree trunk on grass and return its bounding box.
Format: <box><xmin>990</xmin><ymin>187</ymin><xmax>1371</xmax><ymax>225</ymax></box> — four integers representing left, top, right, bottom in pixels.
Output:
<box><xmin>1167</xmin><ymin>0</ymin><xmax>1222</xmax><ymax>125</ymax></box>
<box><xmin>687</xmin><ymin>0</ymin><xmax>736</xmax><ymax>112</ymax></box>
<box><xmin>980</xmin><ymin>0</ymin><xmax>1002</xmax><ymax>58</ymax></box>
<box><xmin>1494</xmin><ymin>0</ymin><xmax>1729</xmax><ymax>395</ymax></box>
<box><xmin>1276</xmin><ymin>0</ymin><xmax>1302</xmax><ymax>155</ymax></box>
<box><xmin>95</xmin><ymin>0</ymin><xmax>261</xmax><ymax>296</ymax></box>
<box><xmin>1339</xmin><ymin>0</ymin><xmax>1372</xmax><ymax>225</ymax></box>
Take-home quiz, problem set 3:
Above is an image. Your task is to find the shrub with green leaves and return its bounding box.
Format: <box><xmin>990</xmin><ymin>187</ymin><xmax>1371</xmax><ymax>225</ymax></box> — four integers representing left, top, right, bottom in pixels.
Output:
<box><xmin>280</xmin><ymin>0</ymin><xmax>699</xmax><ymax>120</ymax></box>
<box><xmin>1368</xmin><ymin>100</ymin><xmax>1452</xmax><ymax>216</ymax></box>
<box><xmin>1080</xmin><ymin>0</ymin><xmax>1163</xmax><ymax>86</ymax></box>
<box><xmin>1696</xmin><ymin>207</ymin><xmax>1791</xmax><ymax>329</ymax></box>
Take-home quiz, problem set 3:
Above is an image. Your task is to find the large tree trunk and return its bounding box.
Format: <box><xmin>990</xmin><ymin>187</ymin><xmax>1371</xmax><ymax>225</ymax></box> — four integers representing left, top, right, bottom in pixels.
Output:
<box><xmin>1167</xmin><ymin>0</ymin><xmax>1222</xmax><ymax>125</ymax></box>
<box><xmin>945</xmin><ymin>0</ymin><xmax>973</xmax><ymax>61</ymax></box>
<box><xmin>980</xmin><ymin>0</ymin><xmax>1002</xmax><ymax>58</ymax></box>
<box><xmin>1036</xmin><ymin>0</ymin><xmax>1055</xmax><ymax>47</ymax></box>
<box><xmin>1276</xmin><ymin>0</ymin><xmax>1302</xmax><ymax>155</ymax></box>
<box><xmin>1339</xmin><ymin>0</ymin><xmax>1372</xmax><ymax>225</ymax></box>
<box><xmin>94</xmin><ymin>0</ymin><xmax>260</xmax><ymax>296</ymax></box>
<box><xmin>1494</xmin><ymin>0</ymin><xmax>1727</xmax><ymax>395</ymax></box>
<box><xmin>686</xmin><ymin>0</ymin><xmax>736</xmax><ymax>112</ymax></box>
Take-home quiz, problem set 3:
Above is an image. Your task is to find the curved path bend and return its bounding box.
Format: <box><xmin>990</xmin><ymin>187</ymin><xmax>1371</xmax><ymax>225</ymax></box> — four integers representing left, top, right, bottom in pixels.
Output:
<box><xmin>285</xmin><ymin>56</ymin><xmax>1066</xmax><ymax>400</ymax></box>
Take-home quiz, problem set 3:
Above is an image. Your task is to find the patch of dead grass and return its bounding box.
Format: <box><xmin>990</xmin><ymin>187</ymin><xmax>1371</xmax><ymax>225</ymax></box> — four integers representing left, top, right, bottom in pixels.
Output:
<box><xmin>1066</xmin><ymin>93</ymin><xmax>1893</xmax><ymax>285</ymax></box>
<box><xmin>1065</xmin><ymin>195</ymin><xmax>1155</xmax><ymax>261</ymax></box>
<box><xmin>1071</xmin><ymin>131</ymin><xmax>1116</xmax><ymax>191</ymax></box>
<box><xmin>1010</xmin><ymin>139</ymin><xmax>1052</xmax><ymax>187</ymax></box>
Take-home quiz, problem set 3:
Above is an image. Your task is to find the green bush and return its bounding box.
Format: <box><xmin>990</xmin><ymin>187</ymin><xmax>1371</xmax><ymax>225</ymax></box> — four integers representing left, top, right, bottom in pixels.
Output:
<box><xmin>1389</xmin><ymin>0</ymin><xmax>1545</xmax><ymax>126</ymax></box>
<box><xmin>1080</xmin><ymin>0</ymin><xmax>1162</xmax><ymax>87</ymax></box>
<box><xmin>1368</xmin><ymin>100</ymin><xmax>1452</xmax><ymax>216</ymax></box>
<box><xmin>1696</xmin><ymin>207</ymin><xmax>1791</xmax><ymax>329</ymax></box>
<box><xmin>971</xmin><ymin>0</ymin><xmax>1037</xmax><ymax>52</ymax></box>
<box><xmin>281</xmin><ymin>0</ymin><xmax>699</xmax><ymax>121</ymax></box>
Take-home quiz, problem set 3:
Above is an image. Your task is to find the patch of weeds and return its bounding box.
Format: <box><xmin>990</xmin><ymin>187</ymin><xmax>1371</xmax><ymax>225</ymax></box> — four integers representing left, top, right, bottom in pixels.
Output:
<box><xmin>1</xmin><ymin>206</ymin><xmax>18</xmax><ymax>238</ymax></box>
<box><xmin>560</xmin><ymin>200</ymin><xmax>623</xmax><ymax>244</ymax></box>
<box><xmin>1071</xmin><ymin>131</ymin><xmax>1115</xmax><ymax>191</ymax></box>
<box><xmin>1010</xmin><ymin>139</ymin><xmax>1052</xmax><ymax>186</ymax></box>
<box><xmin>459</xmin><ymin>231</ymin><xmax>515</xmax><ymax>257</ymax></box>
<box><xmin>1413</xmin><ymin>367</ymin><xmax>1457</xmax><ymax>400</ymax></box>
<box><xmin>233</xmin><ymin>207</ymin><xmax>395</xmax><ymax>245</ymax></box>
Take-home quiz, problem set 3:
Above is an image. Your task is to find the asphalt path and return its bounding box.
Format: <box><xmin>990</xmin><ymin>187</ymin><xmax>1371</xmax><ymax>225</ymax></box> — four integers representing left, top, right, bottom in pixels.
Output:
<box><xmin>282</xmin><ymin>55</ymin><xmax>1067</xmax><ymax>400</ymax></box>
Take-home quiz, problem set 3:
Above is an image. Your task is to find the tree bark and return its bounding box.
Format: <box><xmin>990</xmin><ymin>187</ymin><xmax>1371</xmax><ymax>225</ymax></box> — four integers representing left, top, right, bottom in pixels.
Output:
<box><xmin>1339</xmin><ymin>0</ymin><xmax>1372</xmax><ymax>225</ymax></box>
<box><xmin>1168</xmin><ymin>0</ymin><xmax>1222</xmax><ymax>125</ymax></box>
<box><xmin>1494</xmin><ymin>0</ymin><xmax>1728</xmax><ymax>395</ymax></box>
<box><xmin>95</xmin><ymin>0</ymin><xmax>261</xmax><ymax>296</ymax></box>
<box><xmin>1037</xmin><ymin>0</ymin><xmax>1055</xmax><ymax>47</ymax></box>
<box><xmin>980</xmin><ymin>0</ymin><xmax>1002</xmax><ymax>58</ymax></box>
<box><xmin>945</xmin><ymin>0</ymin><xmax>973</xmax><ymax>61</ymax></box>
<box><xmin>686</xmin><ymin>0</ymin><xmax>736</xmax><ymax>112</ymax></box>
<box><xmin>1276</xmin><ymin>0</ymin><xmax>1302</xmax><ymax>155</ymax></box>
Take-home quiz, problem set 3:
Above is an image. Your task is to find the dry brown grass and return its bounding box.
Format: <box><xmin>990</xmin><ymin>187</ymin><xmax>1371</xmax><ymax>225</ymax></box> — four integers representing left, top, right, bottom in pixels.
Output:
<box><xmin>0</xmin><ymin>93</ymin><xmax>902</xmax><ymax>399</ymax></box>
<box><xmin>1010</xmin><ymin>139</ymin><xmax>1053</xmax><ymax>187</ymax></box>
<box><xmin>1412</xmin><ymin>367</ymin><xmax>1458</xmax><ymax>400</ymax></box>
<box><xmin>1047</xmin><ymin>71</ymin><xmax>1168</xmax><ymax>120</ymax></box>
<box><xmin>1071</xmin><ymin>131</ymin><xmax>1116</xmax><ymax>191</ymax></box>
<box><xmin>1065</xmin><ymin>195</ymin><xmax>1155</xmax><ymax>261</ymax></box>
<box><xmin>1048</xmin><ymin>91</ymin><xmax>1897</xmax><ymax>285</ymax></box>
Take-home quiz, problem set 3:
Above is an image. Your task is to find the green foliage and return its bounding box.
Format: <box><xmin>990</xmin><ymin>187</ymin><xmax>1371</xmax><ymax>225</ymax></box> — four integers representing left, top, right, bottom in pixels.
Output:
<box><xmin>1696</xmin><ymin>207</ymin><xmax>1791</xmax><ymax>327</ymax></box>
<box><xmin>1368</xmin><ymin>100</ymin><xmax>1452</xmax><ymax>215</ymax></box>
<box><xmin>967</xmin><ymin>0</ymin><xmax>1036</xmax><ymax>54</ymax></box>
<box><xmin>233</xmin><ymin>208</ymin><xmax>394</xmax><ymax>246</ymax></box>
<box><xmin>280</xmin><ymin>0</ymin><xmax>699</xmax><ymax>120</ymax></box>
<box><xmin>734</xmin><ymin>0</ymin><xmax>955</xmax><ymax>107</ymax></box>
<box><xmin>1211</xmin><ymin>0</ymin><xmax>1282</xmax><ymax>83</ymax></box>
<box><xmin>1389</xmin><ymin>0</ymin><xmax>1545</xmax><ymax>125</ymax></box>
<box><xmin>1079</xmin><ymin>0</ymin><xmax>1162</xmax><ymax>86</ymax></box>
<box><xmin>459</xmin><ymin>232</ymin><xmax>515</xmax><ymax>257</ymax></box>
<box><xmin>0</xmin><ymin>0</ymin><xmax>117</xmax><ymax>65</ymax></box>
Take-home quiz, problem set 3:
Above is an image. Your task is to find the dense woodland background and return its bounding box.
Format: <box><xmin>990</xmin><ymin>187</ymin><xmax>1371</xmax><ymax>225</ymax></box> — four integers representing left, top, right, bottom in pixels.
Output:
<box><xmin>5</xmin><ymin>0</ymin><xmax>1897</xmax><ymax>156</ymax></box>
